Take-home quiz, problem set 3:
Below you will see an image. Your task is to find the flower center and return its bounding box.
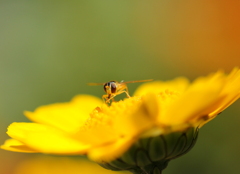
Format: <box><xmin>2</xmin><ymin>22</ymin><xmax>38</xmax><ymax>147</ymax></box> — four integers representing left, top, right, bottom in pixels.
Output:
<box><xmin>158</xmin><ymin>89</ymin><xmax>180</xmax><ymax>101</ymax></box>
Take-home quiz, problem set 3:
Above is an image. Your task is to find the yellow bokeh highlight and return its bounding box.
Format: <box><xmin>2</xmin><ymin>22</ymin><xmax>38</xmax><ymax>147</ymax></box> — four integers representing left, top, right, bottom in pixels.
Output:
<box><xmin>13</xmin><ymin>156</ymin><xmax>130</xmax><ymax>174</ymax></box>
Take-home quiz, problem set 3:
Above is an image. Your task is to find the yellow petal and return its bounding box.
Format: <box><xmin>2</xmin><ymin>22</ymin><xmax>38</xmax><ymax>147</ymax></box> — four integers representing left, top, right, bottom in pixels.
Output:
<box><xmin>7</xmin><ymin>122</ymin><xmax>90</xmax><ymax>154</ymax></box>
<box><xmin>209</xmin><ymin>68</ymin><xmax>240</xmax><ymax>115</ymax></box>
<box><xmin>74</xmin><ymin>124</ymin><xmax>119</xmax><ymax>146</ymax></box>
<box><xmin>88</xmin><ymin>136</ymin><xmax>136</xmax><ymax>162</ymax></box>
<box><xmin>1</xmin><ymin>139</ymin><xmax>38</xmax><ymax>153</ymax></box>
<box><xmin>161</xmin><ymin>71</ymin><xmax>225</xmax><ymax>126</ymax></box>
<box><xmin>199</xmin><ymin>68</ymin><xmax>240</xmax><ymax>126</ymax></box>
<box><xmin>25</xmin><ymin>95</ymin><xmax>102</xmax><ymax>133</ymax></box>
<box><xmin>134</xmin><ymin>77</ymin><xmax>190</xmax><ymax>96</ymax></box>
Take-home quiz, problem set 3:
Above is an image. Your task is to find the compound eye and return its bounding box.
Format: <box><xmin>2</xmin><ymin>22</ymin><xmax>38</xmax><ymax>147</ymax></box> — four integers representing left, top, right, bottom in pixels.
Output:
<box><xmin>110</xmin><ymin>82</ymin><xmax>117</xmax><ymax>93</ymax></box>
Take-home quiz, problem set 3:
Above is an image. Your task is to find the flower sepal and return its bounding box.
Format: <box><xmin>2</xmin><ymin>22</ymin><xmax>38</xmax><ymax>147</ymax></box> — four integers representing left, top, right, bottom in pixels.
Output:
<box><xmin>99</xmin><ymin>127</ymin><xmax>199</xmax><ymax>174</ymax></box>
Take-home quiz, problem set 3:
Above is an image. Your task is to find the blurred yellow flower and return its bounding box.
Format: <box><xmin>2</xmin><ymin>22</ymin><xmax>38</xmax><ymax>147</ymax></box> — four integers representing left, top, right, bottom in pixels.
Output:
<box><xmin>14</xmin><ymin>155</ymin><xmax>130</xmax><ymax>174</ymax></box>
<box><xmin>1</xmin><ymin>68</ymin><xmax>240</xmax><ymax>173</ymax></box>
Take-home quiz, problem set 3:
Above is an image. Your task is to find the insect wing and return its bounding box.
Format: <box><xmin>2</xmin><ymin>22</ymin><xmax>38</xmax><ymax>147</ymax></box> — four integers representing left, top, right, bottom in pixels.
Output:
<box><xmin>87</xmin><ymin>82</ymin><xmax>106</xmax><ymax>86</ymax></box>
<box><xmin>88</xmin><ymin>79</ymin><xmax>153</xmax><ymax>86</ymax></box>
<box><xmin>123</xmin><ymin>79</ymin><xmax>153</xmax><ymax>84</ymax></box>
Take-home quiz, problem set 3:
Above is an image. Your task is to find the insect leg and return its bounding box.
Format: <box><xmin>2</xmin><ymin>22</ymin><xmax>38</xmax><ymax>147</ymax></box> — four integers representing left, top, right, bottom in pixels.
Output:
<box><xmin>102</xmin><ymin>94</ymin><xmax>108</xmax><ymax>103</ymax></box>
<box><xmin>124</xmin><ymin>86</ymin><xmax>131</xmax><ymax>98</ymax></box>
<box><xmin>106</xmin><ymin>94</ymin><xmax>116</xmax><ymax>103</ymax></box>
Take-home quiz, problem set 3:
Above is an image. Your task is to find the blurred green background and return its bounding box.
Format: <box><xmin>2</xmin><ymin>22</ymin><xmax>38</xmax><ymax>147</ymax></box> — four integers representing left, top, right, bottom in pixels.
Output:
<box><xmin>0</xmin><ymin>0</ymin><xmax>239</xmax><ymax>174</ymax></box>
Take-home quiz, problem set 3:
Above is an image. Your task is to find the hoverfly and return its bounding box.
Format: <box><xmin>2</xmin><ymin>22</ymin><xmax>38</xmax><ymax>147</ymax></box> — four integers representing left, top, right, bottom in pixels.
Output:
<box><xmin>88</xmin><ymin>79</ymin><xmax>153</xmax><ymax>103</ymax></box>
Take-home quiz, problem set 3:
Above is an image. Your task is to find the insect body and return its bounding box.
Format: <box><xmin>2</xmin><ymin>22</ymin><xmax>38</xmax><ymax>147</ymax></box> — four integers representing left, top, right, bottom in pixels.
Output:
<box><xmin>88</xmin><ymin>79</ymin><xmax>153</xmax><ymax>103</ymax></box>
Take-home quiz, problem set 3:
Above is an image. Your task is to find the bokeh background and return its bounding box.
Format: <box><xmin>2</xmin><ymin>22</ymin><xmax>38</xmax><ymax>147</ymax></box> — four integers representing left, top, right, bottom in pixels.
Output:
<box><xmin>0</xmin><ymin>0</ymin><xmax>239</xmax><ymax>174</ymax></box>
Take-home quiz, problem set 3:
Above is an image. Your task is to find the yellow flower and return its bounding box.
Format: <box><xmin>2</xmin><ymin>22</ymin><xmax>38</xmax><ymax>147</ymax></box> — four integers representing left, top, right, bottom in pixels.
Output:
<box><xmin>14</xmin><ymin>155</ymin><xmax>130</xmax><ymax>174</ymax></box>
<box><xmin>1</xmin><ymin>68</ymin><xmax>240</xmax><ymax>173</ymax></box>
